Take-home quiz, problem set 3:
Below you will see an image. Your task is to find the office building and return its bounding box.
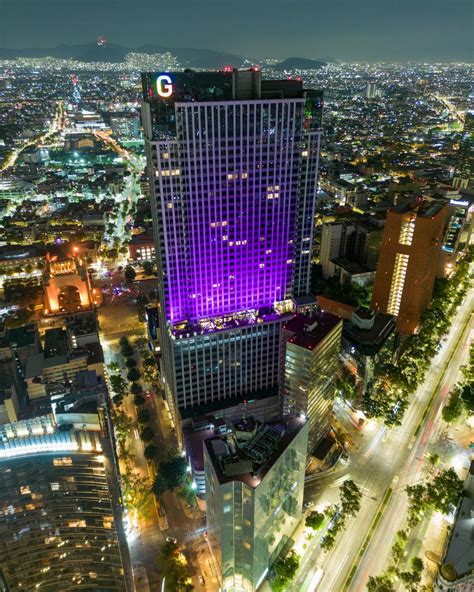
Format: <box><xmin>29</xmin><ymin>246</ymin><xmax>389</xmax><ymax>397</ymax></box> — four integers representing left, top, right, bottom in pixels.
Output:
<box><xmin>320</xmin><ymin>220</ymin><xmax>383</xmax><ymax>280</ymax></box>
<box><xmin>452</xmin><ymin>112</ymin><xmax>474</xmax><ymax>190</ymax></box>
<box><xmin>438</xmin><ymin>196</ymin><xmax>473</xmax><ymax>276</ymax></box>
<box><xmin>371</xmin><ymin>199</ymin><xmax>446</xmax><ymax>335</ymax></box>
<box><xmin>142</xmin><ymin>70</ymin><xmax>322</xmax><ymax>425</ymax></box>
<box><xmin>280</xmin><ymin>311</ymin><xmax>342</xmax><ymax>450</ymax></box>
<box><xmin>366</xmin><ymin>81</ymin><xmax>376</xmax><ymax>99</ymax></box>
<box><xmin>0</xmin><ymin>413</ymin><xmax>131</xmax><ymax>591</ymax></box>
<box><xmin>204</xmin><ymin>415</ymin><xmax>308</xmax><ymax>592</ymax></box>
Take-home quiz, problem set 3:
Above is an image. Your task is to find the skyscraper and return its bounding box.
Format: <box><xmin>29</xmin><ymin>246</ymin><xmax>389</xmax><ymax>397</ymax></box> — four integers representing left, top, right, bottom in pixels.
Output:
<box><xmin>452</xmin><ymin>111</ymin><xmax>474</xmax><ymax>190</ymax></box>
<box><xmin>371</xmin><ymin>199</ymin><xmax>446</xmax><ymax>335</ymax></box>
<box><xmin>204</xmin><ymin>414</ymin><xmax>308</xmax><ymax>592</ymax></box>
<box><xmin>281</xmin><ymin>311</ymin><xmax>342</xmax><ymax>449</ymax></box>
<box><xmin>142</xmin><ymin>70</ymin><xmax>322</xmax><ymax>425</ymax></box>
<box><xmin>366</xmin><ymin>81</ymin><xmax>376</xmax><ymax>99</ymax></box>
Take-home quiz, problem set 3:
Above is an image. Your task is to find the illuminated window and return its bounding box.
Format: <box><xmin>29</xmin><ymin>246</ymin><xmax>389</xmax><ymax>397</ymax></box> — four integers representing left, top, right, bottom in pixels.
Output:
<box><xmin>20</xmin><ymin>485</ymin><xmax>31</xmax><ymax>495</ymax></box>
<box><xmin>387</xmin><ymin>253</ymin><xmax>410</xmax><ymax>316</ymax></box>
<box><xmin>223</xmin><ymin>492</ymin><xmax>232</xmax><ymax>501</ymax></box>
<box><xmin>167</xmin><ymin>202</ymin><xmax>173</xmax><ymax>209</ymax></box>
<box><xmin>399</xmin><ymin>213</ymin><xmax>416</xmax><ymax>245</ymax></box>
<box><xmin>50</xmin><ymin>482</ymin><xmax>60</xmax><ymax>491</ymax></box>
<box><xmin>161</xmin><ymin>152</ymin><xmax>169</xmax><ymax>160</ymax></box>
<box><xmin>301</xmin><ymin>150</ymin><xmax>308</xmax><ymax>157</ymax></box>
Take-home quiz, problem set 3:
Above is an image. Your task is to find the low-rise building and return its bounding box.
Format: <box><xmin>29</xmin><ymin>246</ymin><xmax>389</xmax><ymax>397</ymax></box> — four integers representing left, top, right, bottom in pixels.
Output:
<box><xmin>341</xmin><ymin>308</ymin><xmax>397</xmax><ymax>400</ymax></box>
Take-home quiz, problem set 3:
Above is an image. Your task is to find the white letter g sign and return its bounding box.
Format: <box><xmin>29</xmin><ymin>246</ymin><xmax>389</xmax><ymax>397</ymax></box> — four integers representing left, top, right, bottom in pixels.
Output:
<box><xmin>157</xmin><ymin>74</ymin><xmax>173</xmax><ymax>98</ymax></box>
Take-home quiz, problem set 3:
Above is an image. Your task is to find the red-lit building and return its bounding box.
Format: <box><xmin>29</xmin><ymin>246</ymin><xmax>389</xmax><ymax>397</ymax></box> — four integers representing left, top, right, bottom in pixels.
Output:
<box><xmin>371</xmin><ymin>199</ymin><xmax>446</xmax><ymax>335</ymax></box>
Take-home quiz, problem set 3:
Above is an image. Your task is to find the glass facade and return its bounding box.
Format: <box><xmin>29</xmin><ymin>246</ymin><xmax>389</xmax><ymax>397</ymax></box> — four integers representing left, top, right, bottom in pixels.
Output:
<box><xmin>282</xmin><ymin>314</ymin><xmax>342</xmax><ymax>448</ymax></box>
<box><xmin>204</xmin><ymin>417</ymin><xmax>308</xmax><ymax>592</ymax></box>
<box><xmin>0</xmin><ymin>453</ymin><xmax>127</xmax><ymax>590</ymax></box>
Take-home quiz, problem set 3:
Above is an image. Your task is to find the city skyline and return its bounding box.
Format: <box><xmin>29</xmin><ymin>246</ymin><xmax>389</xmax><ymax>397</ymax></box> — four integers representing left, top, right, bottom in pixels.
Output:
<box><xmin>0</xmin><ymin>29</ymin><xmax>472</xmax><ymax>592</ymax></box>
<box><xmin>0</xmin><ymin>0</ymin><xmax>472</xmax><ymax>62</ymax></box>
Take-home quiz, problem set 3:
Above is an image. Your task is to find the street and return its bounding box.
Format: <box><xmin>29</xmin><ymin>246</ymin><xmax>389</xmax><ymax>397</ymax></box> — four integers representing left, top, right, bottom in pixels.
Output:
<box><xmin>295</xmin><ymin>286</ymin><xmax>473</xmax><ymax>591</ymax></box>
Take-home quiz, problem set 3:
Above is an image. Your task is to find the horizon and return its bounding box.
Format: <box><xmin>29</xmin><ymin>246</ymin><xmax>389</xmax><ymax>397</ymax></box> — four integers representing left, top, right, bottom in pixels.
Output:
<box><xmin>0</xmin><ymin>0</ymin><xmax>471</xmax><ymax>62</ymax></box>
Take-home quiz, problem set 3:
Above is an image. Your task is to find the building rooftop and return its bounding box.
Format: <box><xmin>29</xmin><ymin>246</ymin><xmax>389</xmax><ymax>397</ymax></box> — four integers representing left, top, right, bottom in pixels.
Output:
<box><xmin>204</xmin><ymin>414</ymin><xmax>307</xmax><ymax>489</ymax></box>
<box><xmin>284</xmin><ymin>311</ymin><xmax>342</xmax><ymax>351</ymax></box>
<box><xmin>44</xmin><ymin>328</ymin><xmax>70</xmax><ymax>358</ymax></box>
<box><xmin>172</xmin><ymin>306</ymin><xmax>292</xmax><ymax>339</ymax></box>
<box><xmin>392</xmin><ymin>198</ymin><xmax>445</xmax><ymax>218</ymax></box>
<box><xmin>343</xmin><ymin>308</ymin><xmax>396</xmax><ymax>356</ymax></box>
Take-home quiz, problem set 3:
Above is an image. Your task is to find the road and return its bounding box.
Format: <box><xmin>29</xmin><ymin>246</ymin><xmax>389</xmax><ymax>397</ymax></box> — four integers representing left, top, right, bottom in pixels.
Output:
<box><xmin>295</xmin><ymin>286</ymin><xmax>473</xmax><ymax>592</ymax></box>
<box><xmin>99</xmin><ymin>298</ymin><xmax>212</xmax><ymax>590</ymax></box>
<box><xmin>0</xmin><ymin>100</ymin><xmax>65</xmax><ymax>172</ymax></box>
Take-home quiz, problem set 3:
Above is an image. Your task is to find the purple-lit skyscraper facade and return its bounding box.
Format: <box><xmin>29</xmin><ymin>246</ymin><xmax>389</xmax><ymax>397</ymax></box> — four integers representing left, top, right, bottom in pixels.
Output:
<box><xmin>142</xmin><ymin>70</ymin><xmax>322</xmax><ymax>419</ymax></box>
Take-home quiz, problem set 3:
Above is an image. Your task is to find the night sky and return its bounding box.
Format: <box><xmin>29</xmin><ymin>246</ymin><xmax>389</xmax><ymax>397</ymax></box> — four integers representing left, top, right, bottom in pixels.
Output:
<box><xmin>0</xmin><ymin>0</ymin><xmax>471</xmax><ymax>61</ymax></box>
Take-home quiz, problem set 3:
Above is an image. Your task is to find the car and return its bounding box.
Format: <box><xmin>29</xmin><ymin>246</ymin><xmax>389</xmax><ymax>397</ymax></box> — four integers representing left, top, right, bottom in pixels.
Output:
<box><xmin>303</xmin><ymin>501</ymin><xmax>314</xmax><ymax>509</ymax></box>
<box><xmin>198</xmin><ymin>575</ymin><xmax>205</xmax><ymax>585</ymax></box>
<box><xmin>166</xmin><ymin>536</ymin><xmax>177</xmax><ymax>544</ymax></box>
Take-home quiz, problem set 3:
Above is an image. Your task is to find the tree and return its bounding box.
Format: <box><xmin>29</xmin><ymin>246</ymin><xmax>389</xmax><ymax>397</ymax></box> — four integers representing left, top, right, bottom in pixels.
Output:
<box><xmin>125</xmin><ymin>357</ymin><xmax>138</xmax><ymax>368</ymax></box>
<box><xmin>320</xmin><ymin>530</ymin><xmax>336</xmax><ymax>551</ymax></box>
<box><xmin>142</xmin><ymin>260</ymin><xmax>154</xmax><ymax>276</ymax></box>
<box><xmin>271</xmin><ymin>550</ymin><xmax>300</xmax><ymax>592</ymax></box>
<box><xmin>366</xmin><ymin>574</ymin><xmax>395</xmax><ymax>592</ymax></box>
<box><xmin>399</xmin><ymin>557</ymin><xmax>424</xmax><ymax>592</ymax></box>
<box><xmin>426</xmin><ymin>468</ymin><xmax>464</xmax><ymax>515</ymax></box>
<box><xmin>406</xmin><ymin>483</ymin><xmax>427</xmax><ymax>527</ymax></box>
<box><xmin>340</xmin><ymin>479</ymin><xmax>362</xmax><ymax>517</ymax></box>
<box><xmin>121</xmin><ymin>469</ymin><xmax>153</xmax><ymax>518</ymax></box>
<box><xmin>137</xmin><ymin>408</ymin><xmax>151</xmax><ymax>424</ymax></box>
<box><xmin>108</xmin><ymin>362</ymin><xmax>120</xmax><ymax>373</ymax></box>
<box><xmin>144</xmin><ymin>444</ymin><xmax>159</xmax><ymax>461</ymax></box>
<box><xmin>140</xmin><ymin>426</ymin><xmax>155</xmax><ymax>442</ymax></box>
<box><xmin>158</xmin><ymin>454</ymin><xmax>189</xmax><ymax>490</ymax></box>
<box><xmin>159</xmin><ymin>540</ymin><xmax>194</xmax><ymax>591</ymax></box>
<box><xmin>120</xmin><ymin>336</ymin><xmax>133</xmax><ymax>357</ymax></box>
<box><xmin>131</xmin><ymin>382</ymin><xmax>144</xmax><ymax>395</ymax></box>
<box><xmin>305</xmin><ymin>511</ymin><xmax>325</xmax><ymax>530</ymax></box>
<box><xmin>442</xmin><ymin>388</ymin><xmax>464</xmax><ymax>423</ymax></box>
<box><xmin>127</xmin><ymin>368</ymin><xmax>141</xmax><ymax>382</ymax></box>
<box><xmin>109</xmin><ymin>374</ymin><xmax>127</xmax><ymax>397</ymax></box>
<box><xmin>124</xmin><ymin>265</ymin><xmax>136</xmax><ymax>282</ymax></box>
<box><xmin>152</xmin><ymin>474</ymin><xmax>167</xmax><ymax>498</ymax></box>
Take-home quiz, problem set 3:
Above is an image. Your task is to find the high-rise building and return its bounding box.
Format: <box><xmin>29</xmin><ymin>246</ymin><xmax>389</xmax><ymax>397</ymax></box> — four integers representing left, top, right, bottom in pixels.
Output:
<box><xmin>204</xmin><ymin>415</ymin><xmax>308</xmax><ymax>592</ymax></box>
<box><xmin>0</xmin><ymin>414</ymin><xmax>131</xmax><ymax>591</ymax></box>
<box><xmin>371</xmin><ymin>199</ymin><xmax>446</xmax><ymax>335</ymax></box>
<box><xmin>280</xmin><ymin>311</ymin><xmax>342</xmax><ymax>449</ymax></box>
<box><xmin>452</xmin><ymin>111</ymin><xmax>474</xmax><ymax>190</ymax></box>
<box><xmin>142</xmin><ymin>70</ymin><xmax>322</xmax><ymax>425</ymax></box>
<box><xmin>366</xmin><ymin>81</ymin><xmax>376</xmax><ymax>99</ymax></box>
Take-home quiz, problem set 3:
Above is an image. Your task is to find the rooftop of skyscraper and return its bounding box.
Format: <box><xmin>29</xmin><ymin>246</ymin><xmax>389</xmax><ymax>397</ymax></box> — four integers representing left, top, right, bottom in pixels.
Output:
<box><xmin>392</xmin><ymin>198</ymin><xmax>445</xmax><ymax>218</ymax></box>
<box><xmin>284</xmin><ymin>310</ymin><xmax>342</xmax><ymax>351</ymax></box>
<box><xmin>204</xmin><ymin>414</ymin><xmax>307</xmax><ymax>489</ymax></box>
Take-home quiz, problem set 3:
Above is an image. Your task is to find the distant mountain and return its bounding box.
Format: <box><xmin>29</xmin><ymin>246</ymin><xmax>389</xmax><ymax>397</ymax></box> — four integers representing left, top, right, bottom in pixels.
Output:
<box><xmin>0</xmin><ymin>44</ymin><xmax>327</xmax><ymax>70</ymax></box>
<box><xmin>272</xmin><ymin>57</ymin><xmax>326</xmax><ymax>71</ymax></box>
<box><xmin>0</xmin><ymin>42</ymin><xmax>248</xmax><ymax>68</ymax></box>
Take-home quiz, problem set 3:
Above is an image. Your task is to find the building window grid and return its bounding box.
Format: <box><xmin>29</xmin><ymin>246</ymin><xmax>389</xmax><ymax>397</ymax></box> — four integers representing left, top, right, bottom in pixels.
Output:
<box><xmin>387</xmin><ymin>253</ymin><xmax>410</xmax><ymax>316</ymax></box>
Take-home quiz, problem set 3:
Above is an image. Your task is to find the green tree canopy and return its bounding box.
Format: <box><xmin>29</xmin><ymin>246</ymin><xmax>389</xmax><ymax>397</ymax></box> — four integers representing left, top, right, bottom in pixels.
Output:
<box><xmin>305</xmin><ymin>510</ymin><xmax>325</xmax><ymax>530</ymax></box>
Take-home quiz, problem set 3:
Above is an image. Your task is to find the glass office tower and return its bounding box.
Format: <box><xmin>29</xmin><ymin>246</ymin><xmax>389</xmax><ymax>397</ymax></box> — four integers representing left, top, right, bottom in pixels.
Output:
<box><xmin>142</xmin><ymin>70</ymin><xmax>322</xmax><ymax>422</ymax></box>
